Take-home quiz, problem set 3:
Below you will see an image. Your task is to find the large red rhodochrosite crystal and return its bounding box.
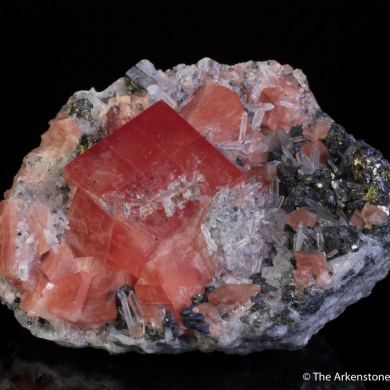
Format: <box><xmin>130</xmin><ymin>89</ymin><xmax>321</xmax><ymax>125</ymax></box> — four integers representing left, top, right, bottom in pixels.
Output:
<box><xmin>18</xmin><ymin>101</ymin><xmax>246</xmax><ymax>327</ymax></box>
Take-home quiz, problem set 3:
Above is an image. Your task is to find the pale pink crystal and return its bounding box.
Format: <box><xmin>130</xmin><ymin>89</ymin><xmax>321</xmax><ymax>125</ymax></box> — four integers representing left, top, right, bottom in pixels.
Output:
<box><xmin>303</xmin><ymin>119</ymin><xmax>332</xmax><ymax>141</ymax></box>
<box><xmin>286</xmin><ymin>207</ymin><xmax>318</xmax><ymax>231</ymax></box>
<box><xmin>350</xmin><ymin>202</ymin><xmax>389</xmax><ymax>228</ymax></box>
<box><xmin>208</xmin><ymin>284</ymin><xmax>261</xmax><ymax>309</ymax></box>
<box><xmin>293</xmin><ymin>252</ymin><xmax>331</xmax><ymax>290</ymax></box>
<box><xmin>180</xmin><ymin>79</ymin><xmax>246</xmax><ymax>143</ymax></box>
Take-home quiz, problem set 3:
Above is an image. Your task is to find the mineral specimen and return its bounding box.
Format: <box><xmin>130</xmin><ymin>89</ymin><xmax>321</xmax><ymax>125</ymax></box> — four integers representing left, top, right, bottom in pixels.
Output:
<box><xmin>0</xmin><ymin>58</ymin><xmax>389</xmax><ymax>353</ymax></box>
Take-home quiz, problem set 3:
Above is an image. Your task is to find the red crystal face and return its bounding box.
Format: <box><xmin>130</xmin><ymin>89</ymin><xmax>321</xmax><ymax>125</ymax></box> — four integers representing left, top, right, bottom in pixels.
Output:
<box><xmin>35</xmin><ymin>100</ymin><xmax>244</xmax><ymax>326</ymax></box>
<box><xmin>180</xmin><ymin>79</ymin><xmax>245</xmax><ymax>143</ymax></box>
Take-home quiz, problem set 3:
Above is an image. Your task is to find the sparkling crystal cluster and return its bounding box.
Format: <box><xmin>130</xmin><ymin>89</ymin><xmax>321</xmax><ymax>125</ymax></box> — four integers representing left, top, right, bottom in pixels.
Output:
<box><xmin>0</xmin><ymin>59</ymin><xmax>389</xmax><ymax>353</ymax></box>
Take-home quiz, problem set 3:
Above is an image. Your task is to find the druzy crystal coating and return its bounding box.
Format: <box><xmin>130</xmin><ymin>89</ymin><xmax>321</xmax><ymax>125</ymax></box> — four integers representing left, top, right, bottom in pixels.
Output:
<box><xmin>0</xmin><ymin>58</ymin><xmax>389</xmax><ymax>353</ymax></box>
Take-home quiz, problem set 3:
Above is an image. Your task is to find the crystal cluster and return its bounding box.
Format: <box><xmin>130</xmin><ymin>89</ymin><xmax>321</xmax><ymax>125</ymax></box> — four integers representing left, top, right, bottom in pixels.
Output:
<box><xmin>0</xmin><ymin>59</ymin><xmax>389</xmax><ymax>353</ymax></box>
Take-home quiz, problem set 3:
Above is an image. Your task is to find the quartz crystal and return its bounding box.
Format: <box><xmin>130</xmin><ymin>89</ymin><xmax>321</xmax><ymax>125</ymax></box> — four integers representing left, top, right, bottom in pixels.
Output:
<box><xmin>0</xmin><ymin>58</ymin><xmax>389</xmax><ymax>353</ymax></box>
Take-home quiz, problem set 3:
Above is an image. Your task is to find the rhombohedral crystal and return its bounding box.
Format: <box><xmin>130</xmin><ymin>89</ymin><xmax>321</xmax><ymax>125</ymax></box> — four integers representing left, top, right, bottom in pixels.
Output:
<box><xmin>0</xmin><ymin>59</ymin><xmax>389</xmax><ymax>353</ymax></box>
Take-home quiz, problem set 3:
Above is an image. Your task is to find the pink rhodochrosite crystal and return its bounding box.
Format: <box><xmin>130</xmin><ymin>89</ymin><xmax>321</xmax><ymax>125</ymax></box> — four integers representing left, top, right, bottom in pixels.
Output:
<box><xmin>0</xmin><ymin>58</ymin><xmax>389</xmax><ymax>353</ymax></box>
<box><xmin>64</xmin><ymin>101</ymin><xmax>244</xmax><ymax>322</ymax></box>
<box><xmin>293</xmin><ymin>252</ymin><xmax>331</xmax><ymax>291</ymax></box>
<box><xmin>286</xmin><ymin>207</ymin><xmax>318</xmax><ymax>231</ymax></box>
<box><xmin>180</xmin><ymin>80</ymin><xmax>246</xmax><ymax>143</ymax></box>
<box><xmin>349</xmin><ymin>202</ymin><xmax>389</xmax><ymax>229</ymax></box>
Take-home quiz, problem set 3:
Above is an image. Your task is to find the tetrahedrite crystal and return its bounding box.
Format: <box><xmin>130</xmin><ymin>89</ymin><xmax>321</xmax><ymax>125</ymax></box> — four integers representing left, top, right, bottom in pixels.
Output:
<box><xmin>0</xmin><ymin>58</ymin><xmax>389</xmax><ymax>353</ymax></box>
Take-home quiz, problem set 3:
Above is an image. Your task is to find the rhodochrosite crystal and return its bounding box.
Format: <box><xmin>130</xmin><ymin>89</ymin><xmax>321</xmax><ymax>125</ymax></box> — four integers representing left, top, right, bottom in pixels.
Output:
<box><xmin>0</xmin><ymin>59</ymin><xmax>389</xmax><ymax>353</ymax></box>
